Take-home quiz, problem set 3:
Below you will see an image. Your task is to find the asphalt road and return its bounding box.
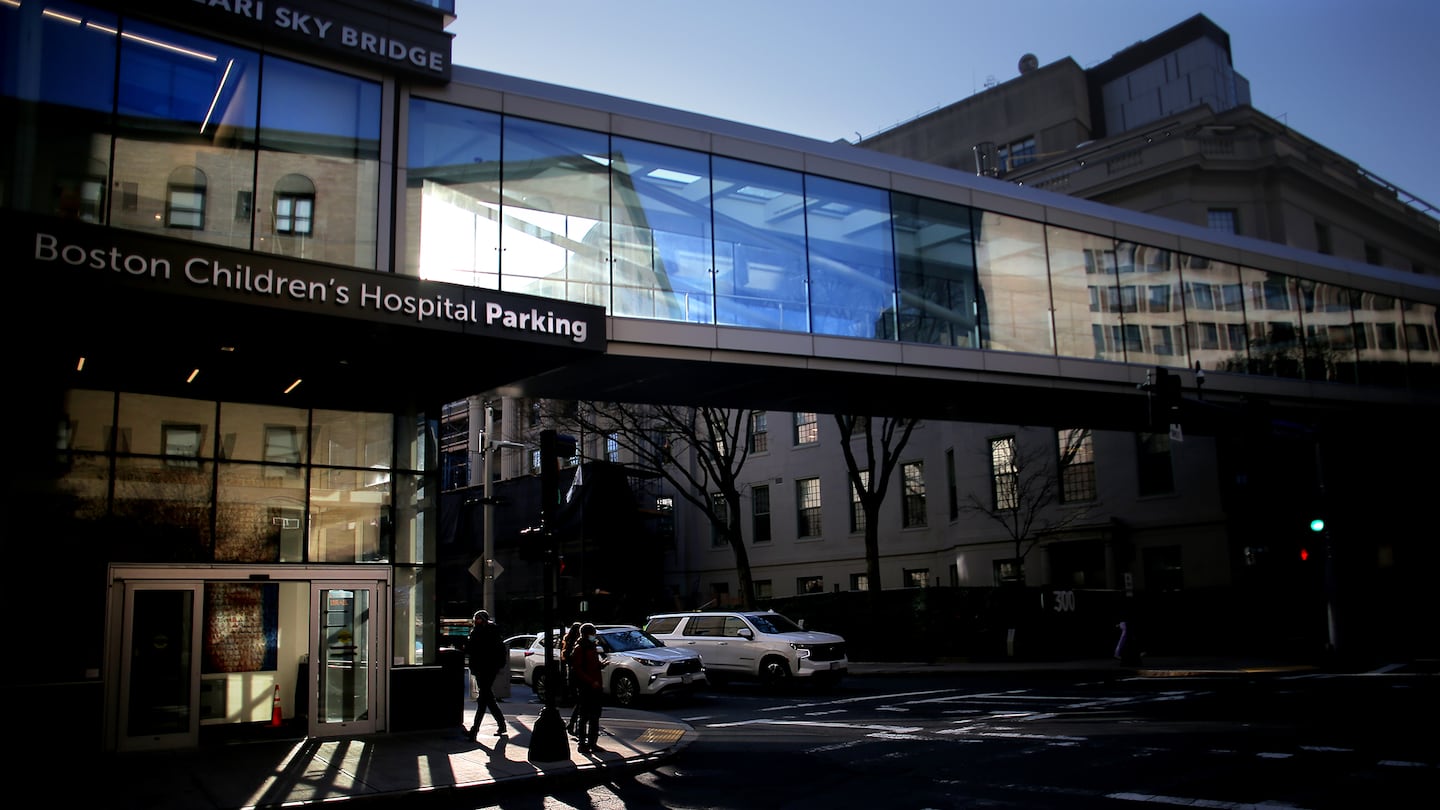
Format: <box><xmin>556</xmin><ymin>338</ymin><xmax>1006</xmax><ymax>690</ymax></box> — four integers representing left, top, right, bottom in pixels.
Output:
<box><xmin>459</xmin><ymin>666</ymin><xmax>1439</xmax><ymax>809</ymax></box>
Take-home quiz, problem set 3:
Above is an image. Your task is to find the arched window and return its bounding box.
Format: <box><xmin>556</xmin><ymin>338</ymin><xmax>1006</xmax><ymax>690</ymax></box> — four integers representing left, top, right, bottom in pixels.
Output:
<box><xmin>166</xmin><ymin>166</ymin><xmax>207</xmax><ymax>230</ymax></box>
<box><xmin>274</xmin><ymin>174</ymin><xmax>316</xmax><ymax>236</ymax></box>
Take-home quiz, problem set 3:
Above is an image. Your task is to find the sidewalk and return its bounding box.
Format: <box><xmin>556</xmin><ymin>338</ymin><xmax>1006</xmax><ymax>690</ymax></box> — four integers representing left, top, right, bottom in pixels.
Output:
<box><xmin>84</xmin><ymin>656</ymin><xmax>1325</xmax><ymax>810</ymax></box>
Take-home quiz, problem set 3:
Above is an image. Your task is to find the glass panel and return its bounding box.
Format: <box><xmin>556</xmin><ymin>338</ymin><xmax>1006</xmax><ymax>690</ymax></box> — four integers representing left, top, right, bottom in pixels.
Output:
<box><xmin>319</xmin><ymin>588</ymin><xmax>371</xmax><ymax>723</ymax></box>
<box><xmin>1183</xmin><ymin>256</ymin><xmax>1248</xmax><ymax>373</ymax></box>
<box><xmin>398</xmin><ymin>409</ymin><xmax>435</xmax><ymax>473</ymax></box>
<box><xmin>974</xmin><ymin>212</ymin><xmax>1052</xmax><ymax>354</ymax></box>
<box><xmin>394</xmin><ymin>566</ymin><xmax>435</xmax><ymax>665</ymax></box>
<box><xmin>805</xmin><ymin>175</ymin><xmax>896</xmax><ymax>338</ymax></box>
<box><xmin>311</xmin><ymin>410</ymin><xmax>393</xmax><ymax>470</ymax></box>
<box><xmin>127</xmin><ymin>589</ymin><xmax>194</xmax><ymax>736</ymax></box>
<box><xmin>255</xmin><ymin>56</ymin><xmax>380</xmax><ymax>268</ymax></box>
<box><xmin>1297</xmin><ymin>278</ymin><xmax>1358</xmax><ymax>383</ymax></box>
<box><xmin>216</xmin><ymin>462</ymin><xmax>306</xmax><ymax>562</ymax></box>
<box><xmin>1243</xmin><ymin>268</ymin><xmax>1303</xmax><ymax>379</ymax></box>
<box><xmin>499</xmin><ymin>116</ymin><xmax>611</xmax><ymax>307</ymax></box>
<box><xmin>309</xmin><ymin>468</ymin><xmax>390</xmax><ymax>563</ymax></box>
<box><xmin>218</xmin><ymin>402</ymin><xmax>309</xmax><ymax>463</ymax></box>
<box><xmin>1402</xmin><ymin>299</ymin><xmax>1440</xmax><ymax>390</ymax></box>
<box><xmin>116</xmin><ymin>394</ymin><xmax>216</xmax><ymax>457</ymax></box>
<box><xmin>1352</xmin><ymin>290</ymin><xmax>1406</xmax><ymax>386</ymax></box>
<box><xmin>712</xmin><ymin>156</ymin><xmax>809</xmax><ymax>331</ymax></box>
<box><xmin>112</xmin><ymin>457</ymin><xmax>214</xmax><ymax>560</ymax></box>
<box><xmin>1048</xmin><ymin>227</ymin><xmax>1120</xmax><ymax>361</ymax></box>
<box><xmin>393</xmin><ymin>473</ymin><xmax>433</xmax><ymax>564</ymax></box>
<box><xmin>1117</xmin><ymin>242</ymin><xmax>1188</xmax><ymax>367</ymax></box>
<box><xmin>610</xmin><ymin>137</ymin><xmax>714</xmax><ymax>322</ymax></box>
<box><xmin>892</xmin><ymin>193</ymin><xmax>979</xmax><ymax>348</ymax></box>
<box><xmin>0</xmin><ymin>1</ymin><xmax>117</xmax><ymax>220</ymax></box>
<box><xmin>112</xmin><ymin>19</ymin><xmax>259</xmax><ymax>247</ymax></box>
<box><xmin>405</xmin><ymin>98</ymin><xmax>502</xmax><ymax>287</ymax></box>
<box><xmin>62</xmin><ymin>389</ymin><xmax>116</xmax><ymax>453</ymax></box>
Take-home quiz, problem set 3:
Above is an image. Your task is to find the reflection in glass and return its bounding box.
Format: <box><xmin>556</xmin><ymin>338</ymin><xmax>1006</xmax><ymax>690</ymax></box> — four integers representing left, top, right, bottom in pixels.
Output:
<box><xmin>974</xmin><ymin>212</ymin><xmax>1051</xmax><ymax>354</ymax></box>
<box><xmin>405</xmin><ymin>98</ymin><xmax>503</xmax><ymax>286</ymax></box>
<box><xmin>393</xmin><ymin>566</ymin><xmax>436</xmax><ymax>664</ymax></box>
<box><xmin>112</xmin><ymin>457</ymin><xmax>214</xmax><ymax>560</ymax></box>
<box><xmin>892</xmin><ymin>194</ymin><xmax>979</xmax><ymax>348</ymax></box>
<box><xmin>310</xmin><ymin>468</ymin><xmax>390</xmax><ymax>563</ymax></box>
<box><xmin>1117</xmin><ymin>243</ymin><xmax>1187</xmax><ymax>367</ymax></box>
<box><xmin>1048</xmin><ymin>227</ymin><xmax>1119</xmax><ymax>361</ymax></box>
<box><xmin>312</xmin><ymin>410</ymin><xmax>393</xmax><ymax>470</ymax></box>
<box><xmin>216</xmin><ymin>463</ymin><xmax>304</xmax><ymax>562</ymax></box>
<box><xmin>0</xmin><ymin>1</ymin><xmax>118</xmax><ymax>220</ymax></box>
<box><xmin>255</xmin><ymin>57</ymin><xmax>381</xmax><ymax>267</ymax></box>
<box><xmin>611</xmin><ymin>137</ymin><xmax>715</xmax><ymax>321</ymax></box>
<box><xmin>1183</xmin><ymin>256</ymin><xmax>1247</xmax><ymax>372</ymax></box>
<box><xmin>1401</xmin><ymin>299</ymin><xmax>1440</xmax><ymax>389</ymax></box>
<box><xmin>393</xmin><ymin>474</ymin><xmax>433</xmax><ymax>565</ymax></box>
<box><xmin>127</xmin><ymin>589</ymin><xmax>194</xmax><ymax>736</ymax></box>
<box><xmin>713</xmin><ymin>157</ymin><xmax>809</xmax><ymax>331</ymax></box>
<box><xmin>112</xmin><ymin>18</ymin><xmax>259</xmax><ymax>248</ymax></box>
<box><xmin>63</xmin><ymin>389</ymin><xmax>118</xmax><ymax>454</ymax></box>
<box><xmin>218</xmin><ymin>402</ymin><xmax>309</xmax><ymax>463</ymax></box>
<box><xmin>500</xmin><ymin>117</ymin><xmax>611</xmax><ymax>306</ymax></box>
<box><xmin>117</xmin><ymin>393</ymin><xmax>216</xmax><ymax>457</ymax></box>
<box><xmin>805</xmin><ymin>176</ymin><xmax>896</xmax><ymax>339</ymax></box>
<box><xmin>1243</xmin><ymin>268</ymin><xmax>1303</xmax><ymax>379</ymax></box>
<box><xmin>1297</xmin><ymin>278</ymin><xmax>1357</xmax><ymax>383</ymax></box>
<box><xmin>319</xmin><ymin>588</ymin><xmax>370</xmax><ymax>723</ymax></box>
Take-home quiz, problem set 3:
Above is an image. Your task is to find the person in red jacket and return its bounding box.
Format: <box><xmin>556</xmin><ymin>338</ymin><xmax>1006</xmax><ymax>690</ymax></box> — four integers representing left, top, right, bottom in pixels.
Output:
<box><xmin>569</xmin><ymin>622</ymin><xmax>605</xmax><ymax>753</ymax></box>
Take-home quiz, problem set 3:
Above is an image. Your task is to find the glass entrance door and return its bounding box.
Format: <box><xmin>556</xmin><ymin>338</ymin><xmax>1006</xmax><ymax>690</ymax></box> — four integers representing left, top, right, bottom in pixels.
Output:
<box><xmin>117</xmin><ymin>583</ymin><xmax>202</xmax><ymax>751</ymax></box>
<box><xmin>311</xmin><ymin>583</ymin><xmax>381</xmax><ymax>737</ymax></box>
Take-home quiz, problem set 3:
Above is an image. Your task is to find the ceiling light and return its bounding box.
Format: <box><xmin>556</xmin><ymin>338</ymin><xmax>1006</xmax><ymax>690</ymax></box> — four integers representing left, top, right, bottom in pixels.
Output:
<box><xmin>284</xmin><ymin>378</ymin><xmax>302</xmax><ymax>394</ymax></box>
<box><xmin>187</xmin><ymin>369</ymin><xmax>200</xmax><ymax>383</ymax></box>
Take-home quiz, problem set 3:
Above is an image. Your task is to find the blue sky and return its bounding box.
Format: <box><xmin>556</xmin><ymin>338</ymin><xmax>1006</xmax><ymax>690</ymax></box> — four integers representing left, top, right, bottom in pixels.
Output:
<box><xmin>447</xmin><ymin>0</ymin><xmax>1440</xmax><ymax>210</ymax></box>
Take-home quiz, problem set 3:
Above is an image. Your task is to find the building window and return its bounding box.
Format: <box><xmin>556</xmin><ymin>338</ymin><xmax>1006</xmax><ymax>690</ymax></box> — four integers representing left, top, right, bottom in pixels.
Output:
<box><xmin>902</xmin><ymin>461</ymin><xmax>926</xmax><ymax>528</ymax></box>
<box><xmin>850</xmin><ymin>470</ymin><xmax>870</xmax><ymax>533</ymax></box>
<box><xmin>904</xmin><ymin>568</ymin><xmax>929</xmax><ymax>588</ymax></box>
<box><xmin>793</xmin><ymin>411</ymin><xmax>818</xmax><ymax>445</ymax></box>
<box><xmin>121</xmin><ymin>182</ymin><xmax>139</xmax><ymax>211</ymax></box>
<box><xmin>1207</xmin><ymin>208</ymin><xmax>1238</xmax><ymax>234</ymax></box>
<box><xmin>850</xmin><ymin>573</ymin><xmax>869</xmax><ymax>592</ymax></box>
<box><xmin>529</xmin><ymin>448</ymin><xmax>541</xmax><ymax>475</ymax></box>
<box><xmin>749</xmin><ymin>411</ymin><xmax>768</xmax><ymax>452</ymax></box>
<box><xmin>797</xmin><ymin>575</ymin><xmax>824</xmax><ymax>594</ymax></box>
<box><xmin>606</xmin><ymin>433</ymin><xmax>620</xmax><ymax>462</ymax></box>
<box><xmin>1059</xmin><ymin>428</ymin><xmax>1096</xmax><ymax>503</ymax></box>
<box><xmin>162</xmin><ymin>423</ymin><xmax>203</xmax><ymax>468</ymax></box>
<box><xmin>990</xmin><ymin>436</ymin><xmax>1018</xmax><ymax>510</ymax></box>
<box><xmin>1314</xmin><ymin>221</ymin><xmax>1332</xmax><ymax>255</ymax></box>
<box><xmin>1136</xmin><ymin>432</ymin><xmax>1174</xmax><ymax>496</ymax></box>
<box><xmin>752</xmin><ymin>484</ymin><xmax>771</xmax><ymax>544</ymax></box>
<box><xmin>998</xmin><ymin>136</ymin><xmax>1037</xmax><ymax>172</ymax></box>
<box><xmin>166</xmin><ymin>167</ymin><xmax>207</xmax><ymax>230</ymax></box>
<box><xmin>994</xmin><ymin>558</ymin><xmax>1023</xmax><ymax>586</ymax></box>
<box><xmin>711</xmin><ymin>492</ymin><xmax>729</xmax><ymax>546</ymax></box>
<box><xmin>754</xmin><ymin>579</ymin><xmax>773</xmax><ymax>600</ymax></box>
<box><xmin>235</xmin><ymin>190</ymin><xmax>253</xmax><ymax>221</ymax></box>
<box><xmin>946</xmin><ymin>448</ymin><xmax>958</xmax><ymax>520</ymax></box>
<box><xmin>796</xmin><ymin>477</ymin><xmax>822</xmax><ymax>538</ymax></box>
<box><xmin>275</xmin><ymin>193</ymin><xmax>314</xmax><ymax>235</ymax></box>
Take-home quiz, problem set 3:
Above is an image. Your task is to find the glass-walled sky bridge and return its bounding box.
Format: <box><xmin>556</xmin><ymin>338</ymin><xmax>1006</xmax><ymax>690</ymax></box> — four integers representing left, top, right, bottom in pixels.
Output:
<box><xmin>405</xmin><ymin>75</ymin><xmax>1439</xmax><ymax>395</ymax></box>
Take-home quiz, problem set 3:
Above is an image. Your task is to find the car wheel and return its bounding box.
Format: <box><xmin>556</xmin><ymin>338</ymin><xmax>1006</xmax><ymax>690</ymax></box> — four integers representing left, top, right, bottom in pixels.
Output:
<box><xmin>758</xmin><ymin>656</ymin><xmax>791</xmax><ymax>688</ymax></box>
<box><xmin>532</xmin><ymin>669</ymin><xmax>549</xmax><ymax>703</ymax></box>
<box><xmin>611</xmin><ymin>671</ymin><xmax>640</xmax><ymax>706</ymax></box>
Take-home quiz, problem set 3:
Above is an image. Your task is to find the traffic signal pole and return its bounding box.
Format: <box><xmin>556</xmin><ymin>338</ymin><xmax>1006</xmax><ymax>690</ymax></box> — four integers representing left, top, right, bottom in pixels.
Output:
<box><xmin>528</xmin><ymin>429</ymin><xmax>570</xmax><ymax>762</ymax></box>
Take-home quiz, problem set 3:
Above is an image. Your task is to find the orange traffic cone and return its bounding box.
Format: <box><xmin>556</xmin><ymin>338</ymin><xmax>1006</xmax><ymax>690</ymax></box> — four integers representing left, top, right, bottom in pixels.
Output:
<box><xmin>270</xmin><ymin>683</ymin><xmax>283</xmax><ymax>727</ymax></box>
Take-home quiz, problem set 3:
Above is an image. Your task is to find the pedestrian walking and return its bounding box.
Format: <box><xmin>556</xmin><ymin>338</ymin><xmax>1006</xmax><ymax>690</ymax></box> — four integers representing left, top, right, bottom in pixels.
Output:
<box><xmin>464</xmin><ymin>609</ymin><xmax>507</xmax><ymax>738</ymax></box>
<box><xmin>570</xmin><ymin>622</ymin><xmax>605</xmax><ymax>753</ymax></box>
<box><xmin>560</xmin><ymin>622</ymin><xmax>583</xmax><ymax>735</ymax></box>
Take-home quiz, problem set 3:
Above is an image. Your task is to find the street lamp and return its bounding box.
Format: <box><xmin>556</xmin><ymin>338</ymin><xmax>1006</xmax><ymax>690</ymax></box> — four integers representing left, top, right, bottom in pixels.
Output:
<box><xmin>482</xmin><ymin>403</ymin><xmax>528</xmax><ymax>620</ymax></box>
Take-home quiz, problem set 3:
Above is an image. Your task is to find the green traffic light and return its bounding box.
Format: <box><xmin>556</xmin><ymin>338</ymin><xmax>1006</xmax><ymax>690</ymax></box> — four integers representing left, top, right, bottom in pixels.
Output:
<box><xmin>1309</xmin><ymin>518</ymin><xmax>1325</xmax><ymax>532</ymax></box>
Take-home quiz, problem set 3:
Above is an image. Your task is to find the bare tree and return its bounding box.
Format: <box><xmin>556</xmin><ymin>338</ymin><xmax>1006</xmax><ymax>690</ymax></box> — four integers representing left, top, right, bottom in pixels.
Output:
<box><xmin>961</xmin><ymin>428</ymin><xmax>1097</xmax><ymax>584</ymax></box>
<box><xmin>833</xmin><ymin>414</ymin><xmax>919</xmax><ymax>608</ymax></box>
<box><xmin>545</xmin><ymin>401</ymin><xmax>760</xmax><ymax>609</ymax></box>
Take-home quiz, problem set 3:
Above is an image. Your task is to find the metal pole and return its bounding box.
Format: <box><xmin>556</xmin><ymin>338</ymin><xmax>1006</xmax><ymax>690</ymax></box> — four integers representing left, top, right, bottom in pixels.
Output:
<box><xmin>483</xmin><ymin>404</ymin><xmax>496</xmax><ymax>619</ymax></box>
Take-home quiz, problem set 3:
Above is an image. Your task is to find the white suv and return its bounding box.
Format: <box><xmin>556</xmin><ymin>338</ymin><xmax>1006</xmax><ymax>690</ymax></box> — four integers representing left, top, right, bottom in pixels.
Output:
<box><xmin>644</xmin><ymin>611</ymin><xmax>847</xmax><ymax>686</ymax></box>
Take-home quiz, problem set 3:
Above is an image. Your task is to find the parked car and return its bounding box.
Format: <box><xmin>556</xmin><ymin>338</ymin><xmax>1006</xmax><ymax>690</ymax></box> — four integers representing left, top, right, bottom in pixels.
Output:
<box><xmin>643</xmin><ymin>610</ymin><xmax>847</xmax><ymax>687</ymax></box>
<box><xmin>503</xmin><ymin>633</ymin><xmax>536</xmax><ymax>681</ymax></box>
<box><xmin>523</xmin><ymin>625</ymin><xmax>707</xmax><ymax>706</ymax></box>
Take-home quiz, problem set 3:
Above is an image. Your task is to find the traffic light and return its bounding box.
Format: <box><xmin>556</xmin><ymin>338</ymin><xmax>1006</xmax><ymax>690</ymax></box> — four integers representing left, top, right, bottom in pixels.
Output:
<box><xmin>1147</xmin><ymin>367</ymin><xmax>1183</xmax><ymax>430</ymax></box>
<box><xmin>1300</xmin><ymin>516</ymin><xmax>1325</xmax><ymax>562</ymax></box>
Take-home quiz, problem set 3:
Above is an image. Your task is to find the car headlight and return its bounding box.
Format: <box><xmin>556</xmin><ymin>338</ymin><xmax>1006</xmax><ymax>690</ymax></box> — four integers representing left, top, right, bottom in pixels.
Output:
<box><xmin>631</xmin><ymin>656</ymin><xmax>665</xmax><ymax>666</ymax></box>
<box><xmin>791</xmin><ymin>644</ymin><xmax>812</xmax><ymax>659</ymax></box>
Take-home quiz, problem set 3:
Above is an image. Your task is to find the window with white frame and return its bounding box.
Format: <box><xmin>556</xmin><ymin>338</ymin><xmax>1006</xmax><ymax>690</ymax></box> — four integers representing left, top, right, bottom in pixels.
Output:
<box><xmin>749</xmin><ymin>411</ymin><xmax>768</xmax><ymax>452</ymax></box>
<box><xmin>849</xmin><ymin>572</ymin><xmax>869</xmax><ymax>591</ymax></box>
<box><xmin>1059</xmin><ymin>428</ymin><xmax>1096</xmax><ymax>502</ymax></box>
<box><xmin>606</xmin><ymin>432</ymin><xmax>619</xmax><ymax>462</ymax></box>
<box><xmin>850</xmin><ymin>470</ymin><xmax>869</xmax><ymax>533</ymax></box>
<box><xmin>796</xmin><ymin>477</ymin><xmax>822</xmax><ymax>537</ymax></box>
<box><xmin>904</xmin><ymin>568</ymin><xmax>929</xmax><ymax>588</ymax></box>
<box><xmin>793</xmin><ymin>411</ymin><xmax>818</xmax><ymax>445</ymax></box>
<box><xmin>166</xmin><ymin>166</ymin><xmax>207</xmax><ymax>230</ymax></box>
<box><xmin>797</xmin><ymin>575</ymin><xmax>824</xmax><ymax>594</ymax></box>
<box><xmin>990</xmin><ymin>436</ymin><xmax>1018</xmax><ymax>510</ymax></box>
<box><xmin>711</xmin><ymin>492</ymin><xmax>729</xmax><ymax>546</ymax></box>
<box><xmin>902</xmin><ymin>461</ymin><xmax>926</xmax><ymax>527</ymax></box>
<box><xmin>751</xmin><ymin>484</ymin><xmax>771</xmax><ymax>544</ymax></box>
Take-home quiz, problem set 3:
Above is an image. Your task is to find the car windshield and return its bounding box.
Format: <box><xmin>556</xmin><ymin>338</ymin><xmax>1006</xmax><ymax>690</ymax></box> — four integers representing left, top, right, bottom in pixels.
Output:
<box><xmin>748</xmin><ymin>613</ymin><xmax>802</xmax><ymax>634</ymax></box>
<box><xmin>599</xmin><ymin>628</ymin><xmax>662</xmax><ymax>652</ymax></box>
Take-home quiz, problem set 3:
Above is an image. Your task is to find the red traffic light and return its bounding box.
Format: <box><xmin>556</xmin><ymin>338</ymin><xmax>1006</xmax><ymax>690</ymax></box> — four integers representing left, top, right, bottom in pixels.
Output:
<box><xmin>1299</xmin><ymin>547</ymin><xmax>1310</xmax><ymax>561</ymax></box>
